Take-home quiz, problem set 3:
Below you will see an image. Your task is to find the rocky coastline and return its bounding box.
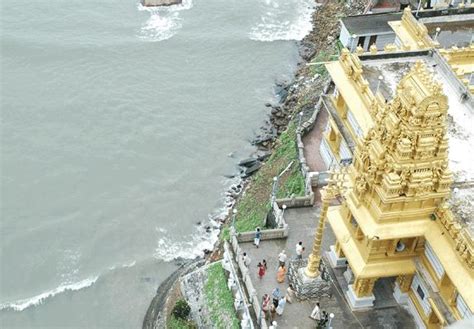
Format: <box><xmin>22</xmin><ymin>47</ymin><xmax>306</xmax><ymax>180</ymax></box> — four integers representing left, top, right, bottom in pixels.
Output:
<box><xmin>142</xmin><ymin>1</ymin><xmax>369</xmax><ymax>328</ymax></box>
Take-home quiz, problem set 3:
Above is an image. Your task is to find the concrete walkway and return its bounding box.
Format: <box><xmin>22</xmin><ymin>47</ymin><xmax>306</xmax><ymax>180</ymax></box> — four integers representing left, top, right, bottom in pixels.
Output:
<box><xmin>239</xmin><ymin>206</ymin><xmax>416</xmax><ymax>329</ymax></box>
<box><xmin>302</xmin><ymin>108</ymin><xmax>328</xmax><ymax>173</ymax></box>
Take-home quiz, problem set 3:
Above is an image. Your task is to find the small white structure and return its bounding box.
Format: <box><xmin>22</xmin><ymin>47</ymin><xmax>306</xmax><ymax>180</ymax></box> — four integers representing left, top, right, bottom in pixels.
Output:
<box><xmin>339</xmin><ymin>12</ymin><xmax>402</xmax><ymax>52</ymax></box>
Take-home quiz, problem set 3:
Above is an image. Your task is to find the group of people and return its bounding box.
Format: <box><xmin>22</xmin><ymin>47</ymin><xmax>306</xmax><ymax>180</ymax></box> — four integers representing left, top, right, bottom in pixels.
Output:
<box><xmin>245</xmin><ymin>229</ymin><xmax>319</xmax><ymax>326</ymax></box>
<box><xmin>261</xmin><ymin>284</ymin><xmax>297</xmax><ymax>322</ymax></box>
<box><xmin>248</xmin><ymin>244</ymin><xmax>306</xmax><ymax>283</ymax></box>
<box><xmin>245</xmin><ymin>232</ymin><xmax>307</xmax><ymax>286</ymax></box>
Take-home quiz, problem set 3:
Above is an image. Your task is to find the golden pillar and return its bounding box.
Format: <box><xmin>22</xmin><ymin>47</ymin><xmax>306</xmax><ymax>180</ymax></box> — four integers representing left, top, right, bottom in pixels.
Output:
<box><xmin>305</xmin><ymin>189</ymin><xmax>331</xmax><ymax>278</ymax></box>
<box><xmin>353</xmin><ymin>277</ymin><xmax>376</xmax><ymax>297</ymax></box>
<box><xmin>304</xmin><ymin>168</ymin><xmax>346</xmax><ymax>278</ymax></box>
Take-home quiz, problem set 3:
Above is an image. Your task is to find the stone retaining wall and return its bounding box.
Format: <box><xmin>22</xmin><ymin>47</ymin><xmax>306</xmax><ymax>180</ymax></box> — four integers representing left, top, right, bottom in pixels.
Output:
<box><xmin>229</xmin><ymin>235</ymin><xmax>268</xmax><ymax>329</ymax></box>
<box><xmin>235</xmin><ymin>226</ymin><xmax>289</xmax><ymax>243</ymax></box>
<box><xmin>276</xmin><ymin>194</ymin><xmax>315</xmax><ymax>208</ymax></box>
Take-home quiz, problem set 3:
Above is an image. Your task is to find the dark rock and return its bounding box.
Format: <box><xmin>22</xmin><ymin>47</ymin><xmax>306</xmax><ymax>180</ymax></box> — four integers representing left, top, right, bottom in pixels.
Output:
<box><xmin>265</xmin><ymin>103</ymin><xmax>272</xmax><ymax>108</ymax></box>
<box><xmin>243</xmin><ymin>161</ymin><xmax>262</xmax><ymax>177</ymax></box>
<box><xmin>257</xmin><ymin>151</ymin><xmax>272</xmax><ymax>161</ymax></box>
<box><xmin>142</xmin><ymin>0</ymin><xmax>182</xmax><ymax>6</ymax></box>
<box><xmin>252</xmin><ymin>134</ymin><xmax>273</xmax><ymax>145</ymax></box>
<box><xmin>278</xmin><ymin>88</ymin><xmax>289</xmax><ymax>102</ymax></box>
<box><xmin>275</xmin><ymin>111</ymin><xmax>285</xmax><ymax>118</ymax></box>
<box><xmin>274</xmin><ymin>118</ymin><xmax>287</xmax><ymax>126</ymax></box>
<box><xmin>238</xmin><ymin>157</ymin><xmax>258</xmax><ymax>167</ymax></box>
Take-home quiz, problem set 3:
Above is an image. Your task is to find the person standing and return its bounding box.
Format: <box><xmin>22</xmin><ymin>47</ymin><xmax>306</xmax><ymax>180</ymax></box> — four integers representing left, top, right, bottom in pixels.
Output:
<box><xmin>271</xmin><ymin>287</ymin><xmax>281</xmax><ymax>307</ymax></box>
<box><xmin>254</xmin><ymin>227</ymin><xmax>262</xmax><ymax>248</ymax></box>
<box><xmin>285</xmin><ymin>284</ymin><xmax>297</xmax><ymax>304</ymax></box>
<box><xmin>242</xmin><ymin>252</ymin><xmax>251</xmax><ymax>267</ymax></box>
<box><xmin>278</xmin><ymin>250</ymin><xmax>287</xmax><ymax>267</ymax></box>
<box><xmin>276</xmin><ymin>264</ymin><xmax>287</xmax><ymax>283</ymax></box>
<box><xmin>310</xmin><ymin>302</ymin><xmax>321</xmax><ymax>320</ymax></box>
<box><xmin>295</xmin><ymin>241</ymin><xmax>304</xmax><ymax>260</ymax></box>
<box><xmin>276</xmin><ymin>296</ymin><xmax>286</xmax><ymax>316</ymax></box>
<box><xmin>263</xmin><ymin>259</ymin><xmax>268</xmax><ymax>270</ymax></box>
<box><xmin>319</xmin><ymin>311</ymin><xmax>329</xmax><ymax>327</ymax></box>
<box><xmin>261</xmin><ymin>294</ymin><xmax>271</xmax><ymax>320</ymax></box>
<box><xmin>257</xmin><ymin>262</ymin><xmax>266</xmax><ymax>279</ymax></box>
<box><xmin>270</xmin><ymin>304</ymin><xmax>277</xmax><ymax>322</ymax></box>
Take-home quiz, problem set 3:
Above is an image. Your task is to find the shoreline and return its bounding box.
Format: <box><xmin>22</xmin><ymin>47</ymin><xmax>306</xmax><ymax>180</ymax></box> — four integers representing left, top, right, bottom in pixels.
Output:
<box><xmin>142</xmin><ymin>1</ymin><xmax>369</xmax><ymax>327</ymax></box>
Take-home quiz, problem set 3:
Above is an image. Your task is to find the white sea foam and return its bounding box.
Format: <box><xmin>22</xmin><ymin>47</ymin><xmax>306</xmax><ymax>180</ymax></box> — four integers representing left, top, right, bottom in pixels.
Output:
<box><xmin>154</xmin><ymin>229</ymin><xmax>220</xmax><ymax>262</ymax></box>
<box><xmin>108</xmin><ymin>260</ymin><xmax>137</xmax><ymax>271</ymax></box>
<box><xmin>153</xmin><ymin>208</ymin><xmax>224</xmax><ymax>262</ymax></box>
<box><xmin>249</xmin><ymin>0</ymin><xmax>316</xmax><ymax>42</ymax></box>
<box><xmin>137</xmin><ymin>0</ymin><xmax>193</xmax><ymax>42</ymax></box>
<box><xmin>0</xmin><ymin>277</ymin><xmax>98</xmax><ymax>312</ymax></box>
<box><xmin>156</xmin><ymin>227</ymin><xmax>167</xmax><ymax>233</ymax></box>
<box><xmin>154</xmin><ymin>177</ymin><xmax>241</xmax><ymax>262</ymax></box>
<box><xmin>122</xmin><ymin>260</ymin><xmax>137</xmax><ymax>268</ymax></box>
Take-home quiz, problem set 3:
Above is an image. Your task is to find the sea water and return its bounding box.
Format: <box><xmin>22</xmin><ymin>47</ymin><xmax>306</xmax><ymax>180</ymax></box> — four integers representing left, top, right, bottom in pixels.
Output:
<box><xmin>0</xmin><ymin>0</ymin><xmax>315</xmax><ymax>327</ymax></box>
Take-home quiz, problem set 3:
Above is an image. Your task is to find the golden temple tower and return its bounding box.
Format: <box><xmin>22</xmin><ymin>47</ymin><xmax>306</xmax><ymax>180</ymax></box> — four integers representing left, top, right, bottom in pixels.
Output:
<box><xmin>323</xmin><ymin>60</ymin><xmax>473</xmax><ymax>327</ymax></box>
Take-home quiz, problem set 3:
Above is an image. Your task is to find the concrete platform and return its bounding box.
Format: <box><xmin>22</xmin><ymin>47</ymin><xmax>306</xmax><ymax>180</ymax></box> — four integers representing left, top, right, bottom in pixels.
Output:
<box><xmin>239</xmin><ymin>206</ymin><xmax>416</xmax><ymax>328</ymax></box>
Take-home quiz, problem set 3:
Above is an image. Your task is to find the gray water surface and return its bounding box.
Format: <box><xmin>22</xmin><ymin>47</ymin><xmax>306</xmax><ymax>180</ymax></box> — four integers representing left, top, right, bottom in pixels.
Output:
<box><xmin>0</xmin><ymin>0</ymin><xmax>314</xmax><ymax>327</ymax></box>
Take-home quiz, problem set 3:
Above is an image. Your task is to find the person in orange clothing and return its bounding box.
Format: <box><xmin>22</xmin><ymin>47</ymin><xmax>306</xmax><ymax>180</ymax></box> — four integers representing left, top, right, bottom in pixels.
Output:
<box><xmin>276</xmin><ymin>264</ymin><xmax>287</xmax><ymax>283</ymax></box>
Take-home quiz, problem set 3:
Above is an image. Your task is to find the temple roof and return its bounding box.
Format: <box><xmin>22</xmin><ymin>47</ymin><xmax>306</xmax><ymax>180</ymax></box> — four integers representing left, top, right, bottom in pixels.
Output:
<box><xmin>358</xmin><ymin>53</ymin><xmax>474</xmax><ymax>230</ymax></box>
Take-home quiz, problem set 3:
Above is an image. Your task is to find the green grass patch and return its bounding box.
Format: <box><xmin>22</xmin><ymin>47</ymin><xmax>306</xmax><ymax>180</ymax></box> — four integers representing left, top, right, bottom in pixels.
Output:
<box><xmin>167</xmin><ymin>315</ymin><xmax>195</xmax><ymax>329</ymax></box>
<box><xmin>308</xmin><ymin>46</ymin><xmax>340</xmax><ymax>78</ymax></box>
<box><xmin>277</xmin><ymin>164</ymin><xmax>305</xmax><ymax>198</ymax></box>
<box><xmin>221</xmin><ymin>123</ymin><xmax>303</xmax><ymax>238</ymax></box>
<box><xmin>204</xmin><ymin>263</ymin><xmax>240</xmax><ymax>329</ymax></box>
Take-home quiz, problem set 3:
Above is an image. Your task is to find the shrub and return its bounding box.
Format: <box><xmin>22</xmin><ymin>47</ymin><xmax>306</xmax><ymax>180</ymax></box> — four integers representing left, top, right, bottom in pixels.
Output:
<box><xmin>172</xmin><ymin>299</ymin><xmax>191</xmax><ymax>320</ymax></box>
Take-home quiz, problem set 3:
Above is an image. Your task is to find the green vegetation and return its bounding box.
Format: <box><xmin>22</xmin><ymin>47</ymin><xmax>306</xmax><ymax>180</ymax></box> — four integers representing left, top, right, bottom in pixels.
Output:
<box><xmin>277</xmin><ymin>164</ymin><xmax>305</xmax><ymax>198</ymax></box>
<box><xmin>167</xmin><ymin>299</ymin><xmax>195</xmax><ymax>329</ymax></box>
<box><xmin>219</xmin><ymin>123</ymin><xmax>306</xmax><ymax>239</ymax></box>
<box><xmin>204</xmin><ymin>263</ymin><xmax>240</xmax><ymax>329</ymax></box>
<box><xmin>167</xmin><ymin>315</ymin><xmax>195</xmax><ymax>329</ymax></box>
<box><xmin>308</xmin><ymin>45</ymin><xmax>340</xmax><ymax>78</ymax></box>
<box><xmin>172</xmin><ymin>299</ymin><xmax>191</xmax><ymax>320</ymax></box>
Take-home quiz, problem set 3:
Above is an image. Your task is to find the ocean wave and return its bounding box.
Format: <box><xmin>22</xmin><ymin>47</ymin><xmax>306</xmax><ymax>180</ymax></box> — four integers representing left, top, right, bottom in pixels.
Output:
<box><xmin>108</xmin><ymin>260</ymin><xmax>137</xmax><ymax>271</ymax></box>
<box><xmin>154</xmin><ymin>177</ymin><xmax>241</xmax><ymax>262</ymax></box>
<box><xmin>249</xmin><ymin>0</ymin><xmax>316</xmax><ymax>42</ymax></box>
<box><xmin>136</xmin><ymin>0</ymin><xmax>193</xmax><ymax>42</ymax></box>
<box><xmin>153</xmin><ymin>209</ymin><xmax>224</xmax><ymax>262</ymax></box>
<box><xmin>154</xmin><ymin>230</ymin><xmax>220</xmax><ymax>262</ymax></box>
<box><xmin>0</xmin><ymin>277</ymin><xmax>98</xmax><ymax>312</ymax></box>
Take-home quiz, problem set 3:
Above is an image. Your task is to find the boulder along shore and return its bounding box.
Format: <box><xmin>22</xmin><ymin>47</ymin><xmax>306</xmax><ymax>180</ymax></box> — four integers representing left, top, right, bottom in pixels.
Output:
<box><xmin>142</xmin><ymin>1</ymin><xmax>369</xmax><ymax>328</ymax></box>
